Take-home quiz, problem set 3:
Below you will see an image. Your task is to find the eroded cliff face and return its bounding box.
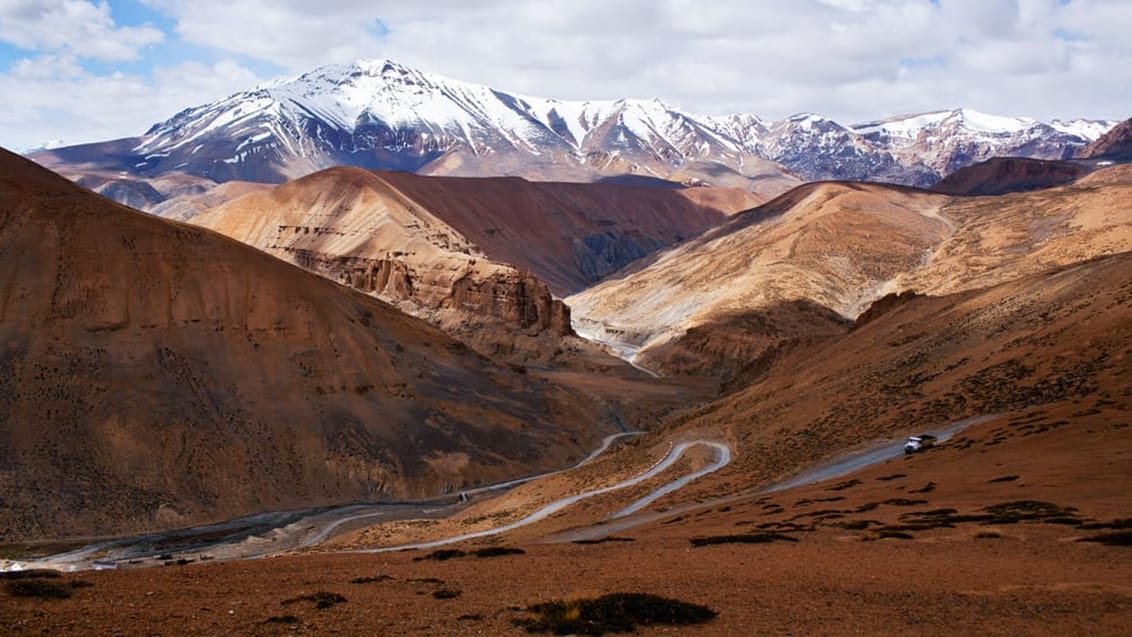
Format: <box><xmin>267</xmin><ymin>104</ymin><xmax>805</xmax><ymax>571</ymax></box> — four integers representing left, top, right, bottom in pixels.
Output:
<box><xmin>442</xmin><ymin>270</ymin><xmax>572</xmax><ymax>337</ymax></box>
<box><xmin>192</xmin><ymin>167</ymin><xmax>574</xmax><ymax>364</ymax></box>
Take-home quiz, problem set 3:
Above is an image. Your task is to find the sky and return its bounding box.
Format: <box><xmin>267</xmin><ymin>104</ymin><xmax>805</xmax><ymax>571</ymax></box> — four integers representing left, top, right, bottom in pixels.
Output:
<box><xmin>0</xmin><ymin>0</ymin><xmax>1129</xmax><ymax>151</ymax></box>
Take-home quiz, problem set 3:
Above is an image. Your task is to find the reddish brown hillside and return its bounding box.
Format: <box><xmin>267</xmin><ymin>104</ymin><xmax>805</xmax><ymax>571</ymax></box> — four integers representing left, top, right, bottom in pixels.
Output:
<box><xmin>374</xmin><ymin>172</ymin><xmax>739</xmax><ymax>294</ymax></box>
<box><xmin>931</xmin><ymin>156</ymin><xmax>1090</xmax><ymax>195</ymax></box>
<box><xmin>1078</xmin><ymin>117</ymin><xmax>1132</xmax><ymax>160</ymax></box>
<box><xmin>0</xmin><ymin>149</ymin><xmax>607</xmax><ymax>542</ymax></box>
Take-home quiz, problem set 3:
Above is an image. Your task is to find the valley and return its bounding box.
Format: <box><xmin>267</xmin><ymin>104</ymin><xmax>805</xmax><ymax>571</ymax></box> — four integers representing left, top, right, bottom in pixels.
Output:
<box><xmin>2</xmin><ymin>53</ymin><xmax>1130</xmax><ymax>636</ymax></box>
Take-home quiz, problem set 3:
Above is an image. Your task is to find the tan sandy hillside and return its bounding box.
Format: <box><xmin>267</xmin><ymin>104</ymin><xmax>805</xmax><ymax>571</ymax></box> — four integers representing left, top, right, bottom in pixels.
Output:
<box><xmin>0</xmin><ymin>149</ymin><xmax>611</xmax><ymax>543</ymax></box>
<box><xmin>664</xmin><ymin>252</ymin><xmax>1132</xmax><ymax>498</ymax></box>
<box><xmin>569</xmin><ymin>179</ymin><xmax>1132</xmax><ymax>375</ymax></box>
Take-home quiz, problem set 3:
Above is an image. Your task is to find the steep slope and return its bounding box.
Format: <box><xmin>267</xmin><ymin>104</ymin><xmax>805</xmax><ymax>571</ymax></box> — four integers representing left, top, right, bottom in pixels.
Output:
<box><xmin>0</xmin><ymin>149</ymin><xmax>609</xmax><ymax>542</ymax></box>
<box><xmin>29</xmin><ymin>60</ymin><xmax>1112</xmax><ymax>207</ymax></box>
<box><xmin>191</xmin><ymin>167</ymin><xmax>579</xmax><ymax>364</ymax></box>
<box><xmin>326</xmin><ymin>254</ymin><xmax>1131</xmax><ymax>562</ymax></box>
<box><xmin>371</xmin><ymin>171</ymin><xmax>744</xmax><ymax>294</ymax></box>
<box><xmin>568</xmin><ymin>182</ymin><xmax>953</xmax><ymax>375</ymax></box>
<box><xmin>569</xmin><ymin>179</ymin><xmax>1132</xmax><ymax>375</ymax></box>
<box><xmin>931</xmin><ymin>157</ymin><xmax>1091</xmax><ymax>195</ymax></box>
<box><xmin>896</xmin><ymin>182</ymin><xmax>1132</xmax><ymax>295</ymax></box>
<box><xmin>1077</xmin><ymin>117</ymin><xmax>1132</xmax><ymax>161</ymax></box>
<box><xmin>661</xmin><ymin>253</ymin><xmax>1132</xmax><ymax>497</ymax></box>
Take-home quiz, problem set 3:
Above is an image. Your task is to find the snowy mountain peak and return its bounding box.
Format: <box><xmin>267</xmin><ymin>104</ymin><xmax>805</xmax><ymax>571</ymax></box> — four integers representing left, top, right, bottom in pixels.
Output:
<box><xmin>852</xmin><ymin>108</ymin><xmax>1030</xmax><ymax>138</ymax></box>
<box><xmin>105</xmin><ymin>58</ymin><xmax>1119</xmax><ymax>190</ymax></box>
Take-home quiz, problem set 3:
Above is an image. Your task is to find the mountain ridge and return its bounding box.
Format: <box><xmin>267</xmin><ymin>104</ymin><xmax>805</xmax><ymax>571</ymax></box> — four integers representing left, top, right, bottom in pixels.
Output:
<box><xmin>29</xmin><ymin>59</ymin><xmax>1117</xmax><ymax>206</ymax></box>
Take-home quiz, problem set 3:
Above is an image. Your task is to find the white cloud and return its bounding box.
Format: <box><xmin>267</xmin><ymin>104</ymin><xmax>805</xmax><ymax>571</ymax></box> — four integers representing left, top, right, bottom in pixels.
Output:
<box><xmin>136</xmin><ymin>0</ymin><xmax>1129</xmax><ymax>123</ymax></box>
<box><xmin>0</xmin><ymin>55</ymin><xmax>259</xmax><ymax>149</ymax></box>
<box><xmin>2</xmin><ymin>0</ymin><xmax>1129</xmax><ymax>150</ymax></box>
<box><xmin>0</xmin><ymin>0</ymin><xmax>164</xmax><ymax>61</ymax></box>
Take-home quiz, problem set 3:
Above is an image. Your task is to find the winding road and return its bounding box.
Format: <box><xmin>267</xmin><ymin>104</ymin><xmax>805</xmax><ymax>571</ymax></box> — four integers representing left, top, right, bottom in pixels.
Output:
<box><xmin>572</xmin><ymin>325</ymin><xmax>661</xmax><ymax>378</ymax></box>
<box><xmin>548</xmin><ymin>413</ymin><xmax>999</xmax><ymax>543</ymax></box>
<box><xmin>358</xmin><ymin>440</ymin><xmax>732</xmax><ymax>553</ymax></box>
<box><xmin>4</xmin><ymin>414</ymin><xmax>998</xmax><ymax>571</ymax></box>
<box><xmin>8</xmin><ymin>432</ymin><xmax>644</xmax><ymax>572</ymax></box>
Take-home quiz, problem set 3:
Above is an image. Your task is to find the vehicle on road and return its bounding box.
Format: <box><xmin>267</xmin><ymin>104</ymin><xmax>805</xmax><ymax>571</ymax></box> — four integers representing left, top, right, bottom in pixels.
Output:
<box><xmin>904</xmin><ymin>434</ymin><xmax>937</xmax><ymax>454</ymax></box>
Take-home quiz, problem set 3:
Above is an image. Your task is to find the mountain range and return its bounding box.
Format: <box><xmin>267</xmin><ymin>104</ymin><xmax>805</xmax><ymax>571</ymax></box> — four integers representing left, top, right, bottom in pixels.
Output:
<box><xmin>29</xmin><ymin>59</ymin><xmax>1117</xmax><ymax>213</ymax></box>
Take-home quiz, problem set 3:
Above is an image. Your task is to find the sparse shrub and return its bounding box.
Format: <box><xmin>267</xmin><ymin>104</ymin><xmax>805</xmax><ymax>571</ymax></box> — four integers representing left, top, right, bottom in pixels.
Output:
<box><xmin>350</xmin><ymin>574</ymin><xmax>393</xmax><ymax>584</ymax></box>
<box><xmin>1077</xmin><ymin>531</ymin><xmax>1132</xmax><ymax>546</ymax></box>
<box><xmin>981</xmin><ymin>500</ymin><xmax>1080</xmax><ymax>524</ymax></box>
<box><xmin>690</xmin><ymin>532</ymin><xmax>798</xmax><ymax>547</ymax></box>
<box><xmin>413</xmin><ymin>549</ymin><xmax>466</xmax><ymax>562</ymax></box>
<box><xmin>281</xmin><ymin>591</ymin><xmax>346</xmax><ymax>610</ymax></box>
<box><xmin>458</xmin><ymin>613</ymin><xmax>483</xmax><ymax>621</ymax></box>
<box><xmin>513</xmin><ymin>592</ymin><xmax>717</xmax><ymax>634</ymax></box>
<box><xmin>264</xmin><ymin>615</ymin><xmax>300</xmax><ymax>624</ymax></box>
<box><xmin>473</xmin><ymin>546</ymin><xmax>525</xmax><ymax>558</ymax></box>
<box><xmin>1079</xmin><ymin>518</ymin><xmax>1132</xmax><ymax>530</ymax></box>
<box><xmin>572</xmin><ymin>537</ymin><xmax>635</xmax><ymax>545</ymax></box>
<box><xmin>828</xmin><ymin>479</ymin><xmax>862</xmax><ymax>491</ymax></box>
<box><xmin>910</xmin><ymin>482</ymin><xmax>937</xmax><ymax>494</ymax></box>
<box><xmin>832</xmin><ymin>520</ymin><xmax>875</xmax><ymax>530</ymax></box>
<box><xmin>876</xmin><ymin>473</ymin><xmax>907</xmax><ymax>482</ymax></box>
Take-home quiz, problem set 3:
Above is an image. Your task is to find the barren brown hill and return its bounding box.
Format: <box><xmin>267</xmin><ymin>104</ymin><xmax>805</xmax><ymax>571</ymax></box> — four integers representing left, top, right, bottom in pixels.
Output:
<box><xmin>1076</xmin><ymin>162</ymin><xmax>1132</xmax><ymax>186</ymax></box>
<box><xmin>1078</xmin><ymin>116</ymin><xmax>1132</xmax><ymax>161</ymax></box>
<box><xmin>568</xmin><ymin>182</ymin><xmax>954</xmax><ymax>375</ymax></box>
<box><xmin>569</xmin><ymin>179</ymin><xmax>1132</xmax><ymax>375</ymax></box>
<box><xmin>344</xmin><ymin>252</ymin><xmax>1131</xmax><ymax>553</ymax></box>
<box><xmin>2</xmin><ymin>251</ymin><xmax>1128</xmax><ymax>637</ymax></box>
<box><xmin>191</xmin><ymin>167</ymin><xmax>588</xmax><ymax>366</ymax></box>
<box><xmin>0</xmin><ymin>149</ymin><xmax>611</xmax><ymax>543</ymax></box>
<box><xmin>371</xmin><ymin>171</ymin><xmax>749</xmax><ymax>295</ymax></box>
<box><xmin>667</xmin><ymin>252</ymin><xmax>1132</xmax><ymax>495</ymax></box>
<box><xmin>88</xmin><ymin>252</ymin><xmax>1123</xmax><ymax>637</ymax></box>
<box><xmin>931</xmin><ymin>156</ymin><xmax>1091</xmax><ymax>195</ymax></box>
<box><xmin>149</xmin><ymin>180</ymin><xmax>271</xmax><ymax>221</ymax></box>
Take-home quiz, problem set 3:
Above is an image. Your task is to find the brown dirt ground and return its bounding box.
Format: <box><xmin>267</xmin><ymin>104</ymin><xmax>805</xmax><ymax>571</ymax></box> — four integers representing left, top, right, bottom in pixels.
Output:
<box><xmin>4</xmin><ymin>403</ymin><xmax>1129</xmax><ymax>636</ymax></box>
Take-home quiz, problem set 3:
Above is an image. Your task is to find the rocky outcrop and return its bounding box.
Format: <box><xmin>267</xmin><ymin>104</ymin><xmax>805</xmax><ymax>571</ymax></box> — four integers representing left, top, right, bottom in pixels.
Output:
<box><xmin>443</xmin><ymin>270</ymin><xmax>572</xmax><ymax>337</ymax></box>
<box><xmin>192</xmin><ymin>168</ymin><xmax>580</xmax><ymax>364</ymax></box>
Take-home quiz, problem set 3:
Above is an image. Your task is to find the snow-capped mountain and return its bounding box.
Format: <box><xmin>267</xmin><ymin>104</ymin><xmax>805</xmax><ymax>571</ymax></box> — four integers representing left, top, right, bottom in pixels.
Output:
<box><xmin>851</xmin><ymin>108</ymin><xmax>1109</xmax><ymax>181</ymax></box>
<box><xmin>31</xmin><ymin>59</ymin><xmax>1118</xmax><ymax>194</ymax></box>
